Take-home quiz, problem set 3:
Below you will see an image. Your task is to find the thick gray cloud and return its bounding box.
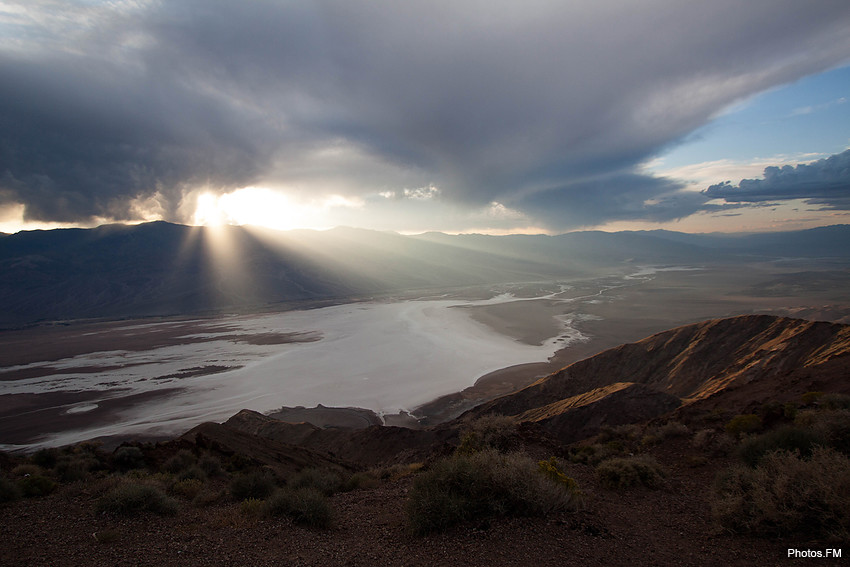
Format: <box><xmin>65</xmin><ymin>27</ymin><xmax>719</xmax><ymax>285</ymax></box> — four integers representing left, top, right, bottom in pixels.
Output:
<box><xmin>2</xmin><ymin>0</ymin><xmax>850</xmax><ymax>226</ymax></box>
<box><xmin>704</xmin><ymin>150</ymin><xmax>850</xmax><ymax>210</ymax></box>
<box><xmin>514</xmin><ymin>173</ymin><xmax>709</xmax><ymax>230</ymax></box>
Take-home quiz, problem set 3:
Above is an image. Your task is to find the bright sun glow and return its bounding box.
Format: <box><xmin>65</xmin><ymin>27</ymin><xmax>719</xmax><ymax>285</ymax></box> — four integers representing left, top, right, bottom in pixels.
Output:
<box><xmin>192</xmin><ymin>187</ymin><xmax>348</xmax><ymax>231</ymax></box>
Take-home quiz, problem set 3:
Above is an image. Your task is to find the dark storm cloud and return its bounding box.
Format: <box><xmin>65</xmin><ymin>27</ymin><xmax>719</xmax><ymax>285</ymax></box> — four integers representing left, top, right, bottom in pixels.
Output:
<box><xmin>704</xmin><ymin>150</ymin><xmax>850</xmax><ymax>211</ymax></box>
<box><xmin>2</xmin><ymin>1</ymin><xmax>850</xmax><ymax>226</ymax></box>
<box><xmin>514</xmin><ymin>173</ymin><xmax>709</xmax><ymax>230</ymax></box>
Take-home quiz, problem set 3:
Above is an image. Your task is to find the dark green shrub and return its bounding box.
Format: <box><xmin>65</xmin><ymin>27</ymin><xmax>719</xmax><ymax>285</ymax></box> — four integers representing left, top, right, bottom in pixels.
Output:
<box><xmin>406</xmin><ymin>449</ymin><xmax>580</xmax><ymax>535</ymax></box>
<box><xmin>821</xmin><ymin>393</ymin><xmax>850</xmax><ymax>411</ymax></box>
<box><xmin>171</xmin><ymin>478</ymin><xmax>204</xmax><ymax>500</ymax></box>
<box><xmin>163</xmin><ymin>450</ymin><xmax>196</xmax><ymax>474</ymax></box>
<box><xmin>569</xmin><ymin>442</ymin><xmax>624</xmax><ymax>465</ymax></box>
<box><xmin>0</xmin><ymin>476</ymin><xmax>22</xmax><ymax>503</ymax></box>
<box><xmin>596</xmin><ymin>455</ymin><xmax>667</xmax><ymax>490</ymax></box>
<box><xmin>737</xmin><ymin>426</ymin><xmax>822</xmax><ymax>467</ymax></box>
<box><xmin>342</xmin><ymin>472</ymin><xmax>380</xmax><ymax>491</ymax></box>
<box><xmin>795</xmin><ymin>409</ymin><xmax>850</xmax><ymax>455</ymax></box>
<box><xmin>96</xmin><ymin>483</ymin><xmax>178</xmax><ymax>516</ymax></box>
<box><xmin>712</xmin><ymin>447</ymin><xmax>850</xmax><ymax>539</ymax></box>
<box><xmin>656</xmin><ymin>421</ymin><xmax>690</xmax><ymax>440</ymax></box>
<box><xmin>725</xmin><ymin>414</ymin><xmax>762</xmax><ymax>438</ymax></box>
<box><xmin>265</xmin><ymin>487</ymin><xmax>332</xmax><ymax>528</ymax></box>
<box><xmin>176</xmin><ymin>465</ymin><xmax>207</xmax><ymax>482</ymax></box>
<box><xmin>288</xmin><ymin>467</ymin><xmax>343</xmax><ymax>496</ymax></box>
<box><xmin>457</xmin><ymin>415</ymin><xmax>520</xmax><ymax>454</ymax></box>
<box><xmin>230</xmin><ymin>470</ymin><xmax>275</xmax><ymax>501</ymax></box>
<box><xmin>800</xmin><ymin>391</ymin><xmax>824</xmax><ymax>406</ymax></box>
<box><xmin>198</xmin><ymin>455</ymin><xmax>225</xmax><ymax>478</ymax></box>
<box><xmin>18</xmin><ymin>475</ymin><xmax>57</xmax><ymax>498</ymax></box>
<box><xmin>30</xmin><ymin>448</ymin><xmax>59</xmax><ymax>469</ymax></box>
<box><xmin>112</xmin><ymin>446</ymin><xmax>146</xmax><ymax>471</ymax></box>
<box><xmin>55</xmin><ymin>455</ymin><xmax>98</xmax><ymax>482</ymax></box>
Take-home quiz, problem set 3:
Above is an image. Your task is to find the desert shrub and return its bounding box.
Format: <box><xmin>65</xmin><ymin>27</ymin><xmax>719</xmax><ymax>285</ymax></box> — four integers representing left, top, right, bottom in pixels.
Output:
<box><xmin>17</xmin><ymin>475</ymin><xmax>57</xmax><ymax>498</ymax></box>
<box><xmin>230</xmin><ymin>470</ymin><xmax>276</xmax><ymax>501</ymax></box>
<box><xmin>737</xmin><ymin>425</ymin><xmax>822</xmax><ymax>467</ymax></box>
<box><xmin>370</xmin><ymin>463</ymin><xmax>423</xmax><ymax>481</ymax></box>
<box><xmin>112</xmin><ymin>446</ymin><xmax>146</xmax><ymax>471</ymax></box>
<box><xmin>725</xmin><ymin>414</ymin><xmax>762</xmax><ymax>438</ymax></box>
<box><xmin>55</xmin><ymin>454</ymin><xmax>98</xmax><ymax>482</ymax></box>
<box><xmin>569</xmin><ymin>442</ymin><xmax>624</xmax><ymax>466</ymax></box>
<box><xmin>198</xmin><ymin>455</ymin><xmax>225</xmax><ymax>479</ymax></box>
<box><xmin>537</xmin><ymin>457</ymin><xmax>582</xmax><ymax>496</ymax></box>
<box><xmin>712</xmin><ymin>447</ymin><xmax>850</xmax><ymax>539</ymax></box>
<box><xmin>406</xmin><ymin>449</ymin><xmax>581</xmax><ymax>535</ymax></box>
<box><xmin>30</xmin><ymin>448</ymin><xmax>59</xmax><ymax>469</ymax></box>
<box><xmin>163</xmin><ymin>450</ymin><xmax>196</xmax><ymax>474</ymax></box>
<box><xmin>176</xmin><ymin>465</ymin><xmax>207</xmax><ymax>482</ymax></box>
<box><xmin>691</xmin><ymin>429</ymin><xmax>714</xmax><ymax>449</ymax></box>
<box><xmin>96</xmin><ymin>482</ymin><xmax>178</xmax><ymax>516</ymax></box>
<box><xmin>596</xmin><ymin>455</ymin><xmax>667</xmax><ymax>490</ymax></box>
<box><xmin>690</xmin><ymin>429</ymin><xmax>734</xmax><ymax>457</ymax></box>
<box><xmin>171</xmin><ymin>478</ymin><xmax>204</xmax><ymax>500</ymax></box>
<box><xmin>240</xmin><ymin>497</ymin><xmax>265</xmax><ymax>517</ymax></box>
<box><xmin>821</xmin><ymin>393</ymin><xmax>850</xmax><ymax>411</ymax></box>
<box><xmin>265</xmin><ymin>487</ymin><xmax>332</xmax><ymax>528</ymax></box>
<box><xmin>800</xmin><ymin>391</ymin><xmax>825</xmax><ymax>406</ymax></box>
<box><xmin>457</xmin><ymin>415</ymin><xmax>520</xmax><ymax>454</ymax></box>
<box><xmin>342</xmin><ymin>472</ymin><xmax>380</xmax><ymax>491</ymax></box>
<box><xmin>11</xmin><ymin>464</ymin><xmax>43</xmax><ymax>477</ymax></box>
<box><xmin>0</xmin><ymin>476</ymin><xmax>22</xmax><ymax>503</ymax></box>
<box><xmin>656</xmin><ymin>421</ymin><xmax>690</xmax><ymax>440</ymax></box>
<box><xmin>192</xmin><ymin>488</ymin><xmax>224</xmax><ymax>507</ymax></box>
<box><xmin>288</xmin><ymin>467</ymin><xmax>343</xmax><ymax>496</ymax></box>
<box><xmin>795</xmin><ymin>409</ymin><xmax>850</xmax><ymax>455</ymax></box>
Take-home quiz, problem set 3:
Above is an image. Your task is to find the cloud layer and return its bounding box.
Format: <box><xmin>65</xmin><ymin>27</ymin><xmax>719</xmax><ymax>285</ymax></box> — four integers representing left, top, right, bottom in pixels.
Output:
<box><xmin>2</xmin><ymin>1</ymin><xmax>850</xmax><ymax>230</ymax></box>
<box><xmin>705</xmin><ymin>149</ymin><xmax>850</xmax><ymax>210</ymax></box>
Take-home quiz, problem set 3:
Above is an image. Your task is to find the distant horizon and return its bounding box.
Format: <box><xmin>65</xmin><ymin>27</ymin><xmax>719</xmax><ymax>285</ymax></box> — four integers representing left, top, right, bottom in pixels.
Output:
<box><xmin>3</xmin><ymin>217</ymin><xmax>849</xmax><ymax>239</ymax></box>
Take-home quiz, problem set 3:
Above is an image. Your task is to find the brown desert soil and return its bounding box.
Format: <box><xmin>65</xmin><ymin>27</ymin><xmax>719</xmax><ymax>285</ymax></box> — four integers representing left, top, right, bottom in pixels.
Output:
<box><xmin>0</xmin><ymin>437</ymin><xmax>825</xmax><ymax>567</ymax></box>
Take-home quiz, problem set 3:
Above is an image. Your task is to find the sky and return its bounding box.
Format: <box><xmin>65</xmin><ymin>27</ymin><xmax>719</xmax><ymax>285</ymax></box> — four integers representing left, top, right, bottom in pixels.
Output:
<box><xmin>1</xmin><ymin>0</ymin><xmax>849</xmax><ymax>235</ymax></box>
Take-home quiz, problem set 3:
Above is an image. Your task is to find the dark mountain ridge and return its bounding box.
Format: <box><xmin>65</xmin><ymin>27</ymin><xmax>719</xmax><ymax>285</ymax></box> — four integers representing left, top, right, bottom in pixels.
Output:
<box><xmin>2</xmin><ymin>221</ymin><xmax>849</xmax><ymax>328</ymax></box>
<box><xmin>174</xmin><ymin>314</ymin><xmax>850</xmax><ymax>466</ymax></box>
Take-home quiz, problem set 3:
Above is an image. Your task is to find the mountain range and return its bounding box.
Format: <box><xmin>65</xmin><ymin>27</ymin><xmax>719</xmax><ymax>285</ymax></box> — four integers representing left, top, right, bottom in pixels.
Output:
<box><xmin>2</xmin><ymin>221</ymin><xmax>849</xmax><ymax>327</ymax></box>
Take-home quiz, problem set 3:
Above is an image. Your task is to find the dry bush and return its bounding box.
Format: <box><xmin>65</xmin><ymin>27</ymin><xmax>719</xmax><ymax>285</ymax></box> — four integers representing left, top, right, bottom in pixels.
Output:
<box><xmin>656</xmin><ymin>421</ymin><xmax>690</xmax><ymax>440</ymax></box>
<box><xmin>230</xmin><ymin>470</ymin><xmax>276</xmax><ymax>501</ymax></box>
<box><xmin>736</xmin><ymin>425</ymin><xmax>822</xmax><ymax>467</ymax></box>
<box><xmin>288</xmin><ymin>467</ymin><xmax>344</xmax><ymax>496</ymax></box>
<box><xmin>55</xmin><ymin>454</ymin><xmax>99</xmax><ymax>482</ymax></box>
<box><xmin>198</xmin><ymin>455</ymin><xmax>225</xmax><ymax>478</ymax></box>
<box><xmin>369</xmin><ymin>462</ymin><xmax>423</xmax><ymax>481</ymax></box>
<box><xmin>96</xmin><ymin>482</ymin><xmax>178</xmax><ymax>516</ymax></box>
<box><xmin>343</xmin><ymin>472</ymin><xmax>380</xmax><ymax>491</ymax></box>
<box><xmin>163</xmin><ymin>450</ymin><xmax>196</xmax><ymax>474</ymax></box>
<box><xmin>569</xmin><ymin>442</ymin><xmax>625</xmax><ymax>466</ymax></box>
<box><xmin>457</xmin><ymin>414</ymin><xmax>520</xmax><ymax>454</ymax></box>
<box><xmin>171</xmin><ymin>478</ymin><xmax>204</xmax><ymax>500</ymax></box>
<box><xmin>112</xmin><ymin>446</ymin><xmax>146</xmax><ymax>471</ymax></box>
<box><xmin>712</xmin><ymin>447</ymin><xmax>850</xmax><ymax>539</ymax></box>
<box><xmin>795</xmin><ymin>409</ymin><xmax>850</xmax><ymax>455</ymax></box>
<box><xmin>820</xmin><ymin>393</ymin><xmax>850</xmax><ymax>411</ymax></box>
<box><xmin>265</xmin><ymin>487</ymin><xmax>333</xmax><ymax>529</ymax></box>
<box><xmin>406</xmin><ymin>449</ymin><xmax>581</xmax><ymax>535</ymax></box>
<box><xmin>725</xmin><ymin>414</ymin><xmax>763</xmax><ymax>439</ymax></box>
<box><xmin>596</xmin><ymin>455</ymin><xmax>667</xmax><ymax>490</ymax></box>
<box><xmin>10</xmin><ymin>464</ymin><xmax>43</xmax><ymax>477</ymax></box>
